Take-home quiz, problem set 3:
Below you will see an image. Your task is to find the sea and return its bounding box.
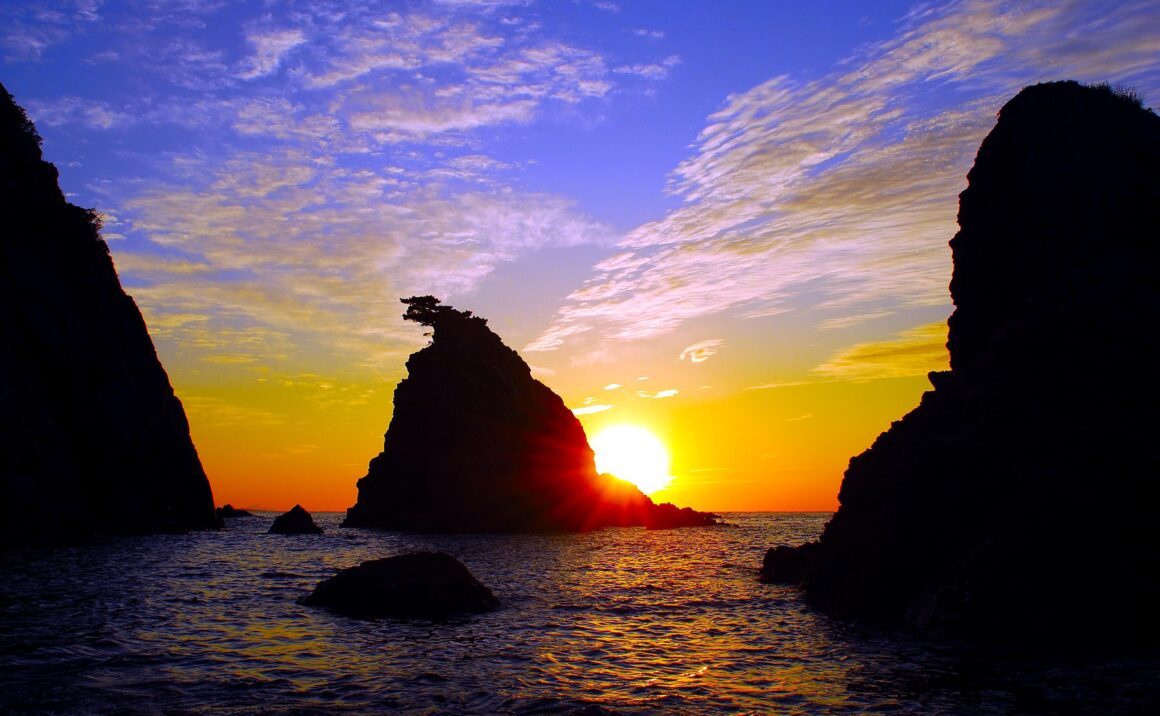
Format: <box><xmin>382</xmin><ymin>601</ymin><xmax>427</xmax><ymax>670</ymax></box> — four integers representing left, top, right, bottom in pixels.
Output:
<box><xmin>1</xmin><ymin>512</ymin><xmax>1156</xmax><ymax>715</ymax></box>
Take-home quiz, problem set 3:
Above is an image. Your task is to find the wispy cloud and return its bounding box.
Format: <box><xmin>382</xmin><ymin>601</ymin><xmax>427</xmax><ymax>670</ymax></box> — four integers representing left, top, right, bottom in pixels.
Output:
<box><xmin>572</xmin><ymin>403</ymin><xmax>613</xmax><ymax>415</ymax></box>
<box><xmin>679</xmin><ymin>339</ymin><xmax>723</xmax><ymax>363</ymax></box>
<box><xmin>6</xmin><ymin>1</ymin><xmax>690</xmax><ymax>381</ymax></box>
<box><xmin>26</xmin><ymin>96</ymin><xmax>135</xmax><ymax>130</ymax></box>
<box><xmin>614</xmin><ymin>54</ymin><xmax>680</xmax><ymax>80</ymax></box>
<box><xmin>638</xmin><ymin>388</ymin><xmax>678</xmax><ymax>399</ymax></box>
<box><xmin>814</xmin><ymin>322</ymin><xmax>948</xmax><ymax>381</ymax></box>
<box><xmin>0</xmin><ymin>0</ymin><xmax>104</xmax><ymax>61</ymax></box>
<box><xmin>119</xmin><ymin>149</ymin><xmax>613</xmax><ymax>373</ymax></box>
<box><xmin>528</xmin><ymin>0</ymin><xmax>1160</xmax><ymax>354</ymax></box>
<box><xmin>236</xmin><ymin>28</ymin><xmax>306</xmax><ymax>79</ymax></box>
<box><xmin>744</xmin><ymin>380</ymin><xmax>806</xmax><ymax>392</ymax></box>
<box><xmin>12</xmin><ymin>2</ymin><xmax>673</xmax><ymax>149</ymax></box>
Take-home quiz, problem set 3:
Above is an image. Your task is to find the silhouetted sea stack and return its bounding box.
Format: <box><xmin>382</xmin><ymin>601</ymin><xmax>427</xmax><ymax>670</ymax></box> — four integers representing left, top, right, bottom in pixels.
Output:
<box><xmin>761</xmin><ymin>81</ymin><xmax>1160</xmax><ymax>645</ymax></box>
<box><xmin>0</xmin><ymin>83</ymin><xmax>219</xmax><ymax>547</ymax></box>
<box><xmin>269</xmin><ymin>505</ymin><xmax>323</xmax><ymax>534</ymax></box>
<box><xmin>299</xmin><ymin>551</ymin><xmax>499</xmax><ymax>620</ymax></box>
<box><xmin>343</xmin><ymin>296</ymin><xmax>717</xmax><ymax>533</ymax></box>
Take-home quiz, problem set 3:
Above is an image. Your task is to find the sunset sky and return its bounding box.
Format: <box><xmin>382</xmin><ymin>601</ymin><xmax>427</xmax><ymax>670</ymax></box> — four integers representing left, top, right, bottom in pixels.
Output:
<box><xmin>3</xmin><ymin>0</ymin><xmax>1158</xmax><ymax>511</ymax></box>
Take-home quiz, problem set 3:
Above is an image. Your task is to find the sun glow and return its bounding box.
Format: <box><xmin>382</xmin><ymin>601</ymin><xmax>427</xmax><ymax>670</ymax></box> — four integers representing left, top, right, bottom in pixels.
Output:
<box><xmin>590</xmin><ymin>425</ymin><xmax>673</xmax><ymax>495</ymax></box>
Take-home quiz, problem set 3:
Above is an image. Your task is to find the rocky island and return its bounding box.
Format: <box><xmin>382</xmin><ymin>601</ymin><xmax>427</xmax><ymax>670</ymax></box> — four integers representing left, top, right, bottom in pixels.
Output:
<box><xmin>0</xmin><ymin>83</ymin><xmax>219</xmax><ymax>546</ymax></box>
<box><xmin>343</xmin><ymin>296</ymin><xmax>717</xmax><ymax>533</ymax></box>
<box><xmin>762</xmin><ymin>81</ymin><xmax>1160</xmax><ymax>645</ymax></box>
<box><xmin>269</xmin><ymin>505</ymin><xmax>323</xmax><ymax>535</ymax></box>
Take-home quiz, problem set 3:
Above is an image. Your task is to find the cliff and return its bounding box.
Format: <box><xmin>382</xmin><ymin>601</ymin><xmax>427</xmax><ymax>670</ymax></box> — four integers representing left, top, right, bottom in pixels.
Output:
<box><xmin>762</xmin><ymin>81</ymin><xmax>1160</xmax><ymax>644</ymax></box>
<box><xmin>343</xmin><ymin>297</ymin><xmax>717</xmax><ymax>533</ymax></box>
<box><xmin>0</xmin><ymin>83</ymin><xmax>219</xmax><ymax>546</ymax></box>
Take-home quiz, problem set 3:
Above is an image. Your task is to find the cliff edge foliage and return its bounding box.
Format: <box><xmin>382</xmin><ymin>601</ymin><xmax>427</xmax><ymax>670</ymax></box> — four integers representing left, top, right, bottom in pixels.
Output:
<box><xmin>344</xmin><ymin>296</ymin><xmax>717</xmax><ymax>532</ymax></box>
<box><xmin>0</xmin><ymin>83</ymin><xmax>219</xmax><ymax>546</ymax></box>
<box><xmin>761</xmin><ymin>81</ymin><xmax>1160</xmax><ymax>645</ymax></box>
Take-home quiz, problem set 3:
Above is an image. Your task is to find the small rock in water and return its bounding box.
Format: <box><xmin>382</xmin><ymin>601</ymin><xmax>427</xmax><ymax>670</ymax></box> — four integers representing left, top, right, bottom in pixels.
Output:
<box><xmin>268</xmin><ymin>505</ymin><xmax>323</xmax><ymax>534</ymax></box>
<box><xmin>298</xmin><ymin>551</ymin><xmax>499</xmax><ymax>620</ymax></box>
<box><xmin>216</xmin><ymin>504</ymin><xmax>253</xmax><ymax>519</ymax></box>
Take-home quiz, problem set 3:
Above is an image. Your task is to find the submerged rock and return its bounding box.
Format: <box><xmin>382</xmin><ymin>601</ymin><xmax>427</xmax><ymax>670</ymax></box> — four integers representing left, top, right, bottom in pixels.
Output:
<box><xmin>763</xmin><ymin>82</ymin><xmax>1160</xmax><ymax>645</ymax></box>
<box><xmin>216</xmin><ymin>504</ymin><xmax>253</xmax><ymax>519</ymax></box>
<box><xmin>269</xmin><ymin>505</ymin><xmax>323</xmax><ymax>535</ymax></box>
<box><xmin>299</xmin><ymin>551</ymin><xmax>499</xmax><ymax>620</ymax></box>
<box><xmin>0</xmin><ymin>83</ymin><xmax>219</xmax><ymax>547</ymax></box>
<box><xmin>342</xmin><ymin>296</ymin><xmax>717</xmax><ymax>533</ymax></box>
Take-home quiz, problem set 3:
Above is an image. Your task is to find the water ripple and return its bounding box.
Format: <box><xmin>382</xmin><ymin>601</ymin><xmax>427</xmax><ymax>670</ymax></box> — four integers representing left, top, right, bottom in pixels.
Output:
<box><xmin>1</xmin><ymin>513</ymin><xmax>1156</xmax><ymax>714</ymax></box>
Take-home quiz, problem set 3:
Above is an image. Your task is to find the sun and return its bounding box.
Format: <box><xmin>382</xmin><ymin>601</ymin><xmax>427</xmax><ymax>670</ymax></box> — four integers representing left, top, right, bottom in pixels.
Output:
<box><xmin>589</xmin><ymin>425</ymin><xmax>673</xmax><ymax>495</ymax></box>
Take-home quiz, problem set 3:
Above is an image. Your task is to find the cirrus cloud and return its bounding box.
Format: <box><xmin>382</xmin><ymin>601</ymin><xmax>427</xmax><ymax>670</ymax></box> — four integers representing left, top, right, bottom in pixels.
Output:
<box><xmin>528</xmin><ymin>0</ymin><xmax>1160</xmax><ymax>354</ymax></box>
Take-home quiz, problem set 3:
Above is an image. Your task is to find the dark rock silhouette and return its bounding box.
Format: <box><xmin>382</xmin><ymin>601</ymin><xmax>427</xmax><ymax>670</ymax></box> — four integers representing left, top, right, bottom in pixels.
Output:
<box><xmin>216</xmin><ymin>504</ymin><xmax>254</xmax><ymax>519</ymax></box>
<box><xmin>269</xmin><ymin>505</ymin><xmax>323</xmax><ymax>534</ymax></box>
<box><xmin>0</xmin><ymin>83</ymin><xmax>218</xmax><ymax>547</ymax></box>
<box><xmin>645</xmin><ymin>501</ymin><xmax>719</xmax><ymax>530</ymax></box>
<box><xmin>343</xmin><ymin>297</ymin><xmax>717</xmax><ymax>533</ymax></box>
<box><xmin>760</xmin><ymin>543</ymin><xmax>819</xmax><ymax>586</ymax></box>
<box><xmin>763</xmin><ymin>81</ymin><xmax>1160</xmax><ymax>645</ymax></box>
<box><xmin>298</xmin><ymin>551</ymin><xmax>499</xmax><ymax>620</ymax></box>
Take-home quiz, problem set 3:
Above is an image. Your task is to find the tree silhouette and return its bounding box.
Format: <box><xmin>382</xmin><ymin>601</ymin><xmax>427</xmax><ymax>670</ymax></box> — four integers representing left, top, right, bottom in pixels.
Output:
<box><xmin>401</xmin><ymin>296</ymin><xmax>486</xmax><ymax>331</ymax></box>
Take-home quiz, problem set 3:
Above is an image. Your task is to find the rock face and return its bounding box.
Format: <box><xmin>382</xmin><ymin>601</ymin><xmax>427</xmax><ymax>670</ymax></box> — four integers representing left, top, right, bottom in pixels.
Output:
<box><xmin>762</xmin><ymin>82</ymin><xmax>1160</xmax><ymax>644</ymax></box>
<box><xmin>269</xmin><ymin>505</ymin><xmax>323</xmax><ymax>534</ymax></box>
<box><xmin>343</xmin><ymin>296</ymin><xmax>717</xmax><ymax>533</ymax></box>
<box><xmin>299</xmin><ymin>551</ymin><xmax>500</xmax><ymax>620</ymax></box>
<box><xmin>0</xmin><ymin>83</ymin><xmax>218</xmax><ymax>547</ymax></box>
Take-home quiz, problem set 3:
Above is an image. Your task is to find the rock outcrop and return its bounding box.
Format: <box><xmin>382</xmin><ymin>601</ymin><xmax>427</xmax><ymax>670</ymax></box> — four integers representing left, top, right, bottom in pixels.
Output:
<box><xmin>343</xmin><ymin>296</ymin><xmax>717</xmax><ymax>533</ymax></box>
<box><xmin>762</xmin><ymin>82</ymin><xmax>1160</xmax><ymax>645</ymax></box>
<box><xmin>216</xmin><ymin>504</ymin><xmax>254</xmax><ymax>519</ymax></box>
<box><xmin>0</xmin><ymin>83</ymin><xmax>218</xmax><ymax>547</ymax></box>
<box><xmin>269</xmin><ymin>505</ymin><xmax>323</xmax><ymax>534</ymax></box>
<box><xmin>299</xmin><ymin>551</ymin><xmax>500</xmax><ymax>620</ymax></box>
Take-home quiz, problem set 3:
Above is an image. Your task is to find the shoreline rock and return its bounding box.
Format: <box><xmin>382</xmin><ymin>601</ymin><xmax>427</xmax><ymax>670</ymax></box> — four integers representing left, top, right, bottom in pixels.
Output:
<box><xmin>762</xmin><ymin>81</ymin><xmax>1160</xmax><ymax>646</ymax></box>
<box><xmin>0</xmin><ymin>82</ymin><xmax>219</xmax><ymax>547</ymax></box>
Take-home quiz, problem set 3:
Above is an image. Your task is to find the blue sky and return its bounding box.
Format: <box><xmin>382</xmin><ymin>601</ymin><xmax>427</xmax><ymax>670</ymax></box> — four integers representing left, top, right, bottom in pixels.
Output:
<box><xmin>3</xmin><ymin>1</ymin><xmax>1159</xmax><ymax>509</ymax></box>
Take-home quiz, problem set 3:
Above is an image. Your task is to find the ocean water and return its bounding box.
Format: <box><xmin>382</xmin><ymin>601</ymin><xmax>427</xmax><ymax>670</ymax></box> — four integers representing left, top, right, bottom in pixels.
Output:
<box><xmin>1</xmin><ymin>512</ymin><xmax>1156</xmax><ymax>715</ymax></box>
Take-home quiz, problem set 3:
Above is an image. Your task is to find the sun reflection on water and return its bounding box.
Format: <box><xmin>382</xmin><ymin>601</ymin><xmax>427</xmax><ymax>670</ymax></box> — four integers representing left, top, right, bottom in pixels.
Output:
<box><xmin>1</xmin><ymin>513</ymin><xmax>1153</xmax><ymax>714</ymax></box>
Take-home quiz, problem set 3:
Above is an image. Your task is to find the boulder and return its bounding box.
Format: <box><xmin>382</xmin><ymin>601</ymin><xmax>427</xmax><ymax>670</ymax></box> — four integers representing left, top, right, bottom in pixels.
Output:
<box><xmin>762</xmin><ymin>82</ymin><xmax>1160</xmax><ymax>645</ymax></box>
<box><xmin>298</xmin><ymin>551</ymin><xmax>499</xmax><ymax>620</ymax></box>
<box><xmin>342</xmin><ymin>296</ymin><xmax>716</xmax><ymax>533</ymax></box>
<box><xmin>269</xmin><ymin>505</ymin><xmax>323</xmax><ymax>535</ymax></box>
<box><xmin>0</xmin><ymin>82</ymin><xmax>219</xmax><ymax>546</ymax></box>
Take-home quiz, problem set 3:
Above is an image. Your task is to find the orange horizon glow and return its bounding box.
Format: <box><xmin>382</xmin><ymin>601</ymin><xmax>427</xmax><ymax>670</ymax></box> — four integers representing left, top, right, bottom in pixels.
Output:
<box><xmin>13</xmin><ymin>0</ymin><xmax>1151</xmax><ymax>524</ymax></box>
<box><xmin>192</xmin><ymin>371</ymin><xmax>936</xmax><ymax>515</ymax></box>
